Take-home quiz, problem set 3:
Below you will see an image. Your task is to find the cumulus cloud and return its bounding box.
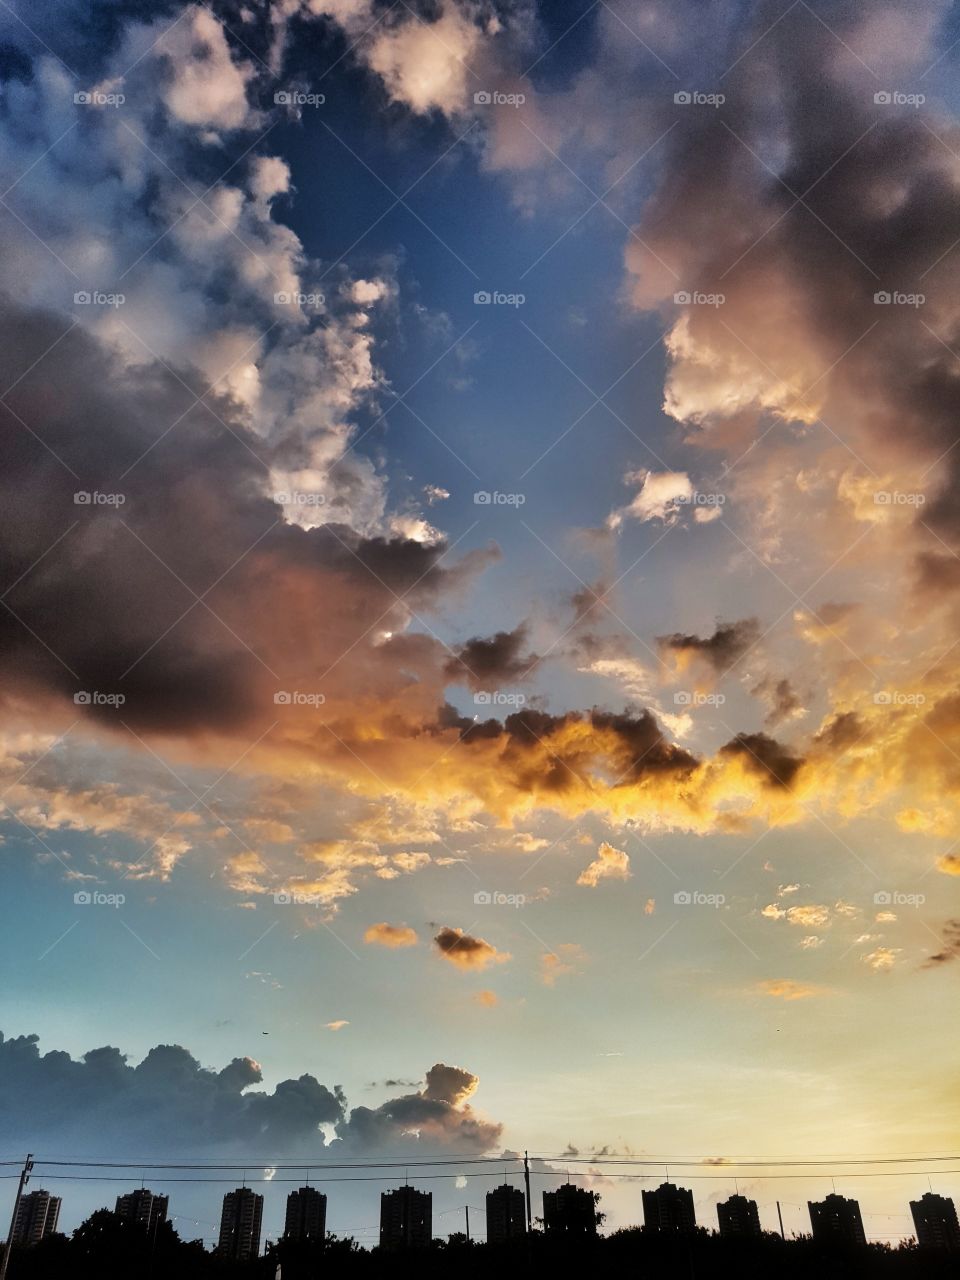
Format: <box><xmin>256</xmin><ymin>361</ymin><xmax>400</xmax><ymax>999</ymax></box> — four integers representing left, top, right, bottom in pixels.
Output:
<box><xmin>433</xmin><ymin>926</ymin><xmax>511</xmax><ymax>971</ymax></box>
<box><xmin>0</xmin><ymin>1030</ymin><xmax>502</xmax><ymax>1157</ymax></box>
<box><xmin>540</xmin><ymin>943</ymin><xmax>586</xmax><ymax>986</ymax></box>
<box><xmin>936</xmin><ymin>855</ymin><xmax>960</xmax><ymax>876</ymax></box>
<box><xmin>577</xmin><ymin>841</ymin><xmax>631</xmax><ymax>887</ymax></box>
<box><xmin>364</xmin><ymin>922</ymin><xmax>419</xmax><ymax>948</ymax></box>
<box><xmin>922</xmin><ymin>920</ymin><xmax>960</xmax><ymax>967</ymax></box>
<box><xmin>607</xmin><ymin>469</ymin><xmax>693</xmax><ymax>529</ymax></box>
<box><xmin>658</xmin><ymin>619</ymin><xmax>761</xmax><ymax>678</ymax></box>
<box><xmin>444</xmin><ymin>623</ymin><xmax>539</xmax><ymax>691</ymax></box>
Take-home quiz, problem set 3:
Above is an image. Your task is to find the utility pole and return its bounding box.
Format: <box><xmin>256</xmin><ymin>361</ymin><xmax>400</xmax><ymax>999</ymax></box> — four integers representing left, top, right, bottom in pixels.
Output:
<box><xmin>0</xmin><ymin>1153</ymin><xmax>33</xmax><ymax>1280</ymax></box>
<box><xmin>523</xmin><ymin>1151</ymin><xmax>532</xmax><ymax>1233</ymax></box>
<box><xmin>464</xmin><ymin>1205</ymin><xmax>470</xmax><ymax>1242</ymax></box>
<box><xmin>777</xmin><ymin>1201</ymin><xmax>785</xmax><ymax>1240</ymax></box>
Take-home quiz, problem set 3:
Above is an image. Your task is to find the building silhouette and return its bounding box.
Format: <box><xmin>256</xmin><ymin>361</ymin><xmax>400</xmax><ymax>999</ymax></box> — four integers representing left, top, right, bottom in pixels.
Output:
<box><xmin>542</xmin><ymin>1183</ymin><xmax>599</xmax><ymax>1236</ymax></box>
<box><xmin>808</xmin><ymin>1193</ymin><xmax>866</xmax><ymax>1245</ymax></box>
<box><xmin>217</xmin><ymin>1187</ymin><xmax>264</xmax><ymax>1260</ymax></box>
<box><xmin>115</xmin><ymin>1188</ymin><xmax>169</xmax><ymax>1235</ymax></box>
<box><xmin>717</xmin><ymin>1193</ymin><xmax>762</xmax><ymax>1238</ymax></box>
<box><xmin>642</xmin><ymin>1182</ymin><xmax>697</xmax><ymax>1233</ymax></box>
<box><xmin>284</xmin><ymin>1186</ymin><xmax>327</xmax><ymax>1242</ymax></box>
<box><xmin>910</xmin><ymin>1192</ymin><xmax>960</xmax><ymax>1250</ymax></box>
<box><xmin>485</xmin><ymin>1183</ymin><xmax>526</xmax><ymax>1243</ymax></box>
<box><xmin>379</xmin><ymin>1185</ymin><xmax>432</xmax><ymax>1249</ymax></box>
<box><xmin>12</xmin><ymin>1190</ymin><xmax>61</xmax><ymax>1246</ymax></box>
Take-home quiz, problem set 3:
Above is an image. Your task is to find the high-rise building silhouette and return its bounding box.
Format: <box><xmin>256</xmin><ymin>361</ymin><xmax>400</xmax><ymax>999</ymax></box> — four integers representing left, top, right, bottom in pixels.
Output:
<box><xmin>717</xmin><ymin>1193</ymin><xmax>761</xmax><ymax>1238</ymax></box>
<box><xmin>115</xmin><ymin>1188</ymin><xmax>169</xmax><ymax>1235</ymax></box>
<box><xmin>379</xmin><ymin>1185</ymin><xmax>432</xmax><ymax>1249</ymax></box>
<box><xmin>910</xmin><ymin>1192</ymin><xmax>960</xmax><ymax>1250</ymax></box>
<box><xmin>485</xmin><ymin>1183</ymin><xmax>526</xmax><ymax>1243</ymax></box>
<box><xmin>11</xmin><ymin>1190</ymin><xmax>61</xmax><ymax>1246</ymax></box>
<box><xmin>217</xmin><ymin>1187</ymin><xmax>264</xmax><ymax>1260</ymax></box>
<box><xmin>808</xmin><ymin>1193</ymin><xmax>866</xmax><ymax>1245</ymax></box>
<box><xmin>542</xmin><ymin>1183</ymin><xmax>599</xmax><ymax>1236</ymax></box>
<box><xmin>642</xmin><ymin>1182</ymin><xmax>697</xmax><ymax>1233</ymax></box>
<box><xmin>284</xmin><ymin>1186</ymin><xmax>327</xmax><ymax>1242</ymax></box>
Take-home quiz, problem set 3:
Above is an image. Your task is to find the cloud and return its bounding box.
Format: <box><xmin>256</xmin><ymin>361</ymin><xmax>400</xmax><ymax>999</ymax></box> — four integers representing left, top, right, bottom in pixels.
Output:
<box><xmin>433</xmin><ymin>926</ymin><xmax>511</xmax><ymax>971</ymax></box>
<box><xmin>752</xmin><ymin>677</ymin><xmax>808</xmax><ymax>728</ymax></box>
<box><xmin>607</xmin><ymin>469</ymin><xmax>693</xmax><ymax>528</ymax></box>
<box><xmin>540</xmin><ymin>943</ymin><xmax>586</xmax><ymax>986</ymax></box>
<box><xmin>936</xmin><ymin>855</ymin><xmax>960</xmax><ymax>876</ymax></box>
<box><xmin>473</xmin><ymin>989</ymin><xmax>498</xmax><ymax>1007</ymax></box>
<box><xmin>658</xmin><ymin>619</ymin><xmax>761</xmax><ymax>677</ymax></box>
<box><xmin>325</xmin><ymin>1020</ymin><xmax>350</xmax><ymax>1031</ymax></box>
<box><xmin>757</xmin><ymin>979</ymin><xmax>824</xmax><ymax>1001</ymax></box>
<box><xmin>0</xmin><ymin>1030</ymin><xmax>503</xmax><ymax>1158</ymax></box>
<box><xmin>577</xmin><ymin>841</ymin><xmax>631</xmax><ymax>887</ymax></box>
<box><xmin>444</xmin><ymin>623</ymin><xmax>538</xmax><ymax>690</ymax></box>
<box><xmin>863</xmin><ymin>947</ymin><xmax>900</xmax><ymax>972</ymax></box>
<box><xmin>922</xmin><ymin>920</ymin><xmax>960</xmax><ymax>967</ymax></box>
<box><xmin>364</xmin><ymin>922</ymin><xmax>419</xmax><ymax>948</ymax></box>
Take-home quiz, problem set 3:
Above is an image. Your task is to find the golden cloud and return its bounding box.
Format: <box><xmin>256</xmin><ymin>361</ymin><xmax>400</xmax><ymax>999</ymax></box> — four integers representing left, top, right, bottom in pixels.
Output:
<box><xmin>364</xmin><ymin>923</ymin><xmax>419</xmax><ymax>948</ymax></box>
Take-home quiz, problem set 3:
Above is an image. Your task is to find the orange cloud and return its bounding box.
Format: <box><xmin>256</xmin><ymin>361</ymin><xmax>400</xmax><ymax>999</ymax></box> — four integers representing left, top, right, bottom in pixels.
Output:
<box><xmin>364</xmin><ymin>922</ymin><xmax>418</xmax><ymax>948</ymax></box>
<box><xmin>577</xmin><ymin>841</ymin><xmax>631</xmax><ymax>887</ymax></box>
<box><xmin>540</xmin><ymin>944</ymin><xmax>586</xmax><ymax>987</ymax></box>
<box><xmin>433</xmin><ymin>927</ymin><xmax>510</xmax><ymax>971</ymax></box>
<box><xmin>473</xmin><ymin>990</ymin><xmax>499</xmax><ymax>1008</ymax></box>
<box><xmin>937</xmin><ymin>854</ymin><xmax>960</xmax><ymax>876</ymax></box>
<box><xmin>757</xmin><ymin>979</ymin><xmax>824</xmax><ymax>1001</ymax></box>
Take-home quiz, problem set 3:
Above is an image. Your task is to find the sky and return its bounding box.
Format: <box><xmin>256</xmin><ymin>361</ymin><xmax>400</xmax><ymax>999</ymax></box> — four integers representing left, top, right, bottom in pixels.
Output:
<box><xmin>0</xmin><ymin>0</ymin><xmax>959</xmax><ymax>1251</ymax></box>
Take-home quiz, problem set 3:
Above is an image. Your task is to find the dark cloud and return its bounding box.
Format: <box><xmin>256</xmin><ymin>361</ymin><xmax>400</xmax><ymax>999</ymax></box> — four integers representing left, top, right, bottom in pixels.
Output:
<box><xmin>433</xmin><ymin>926</ymin><xmax>510</xmax><ymax>971</ymax></box>
<box><xmin>444</xmin><ymin>623</ymin><xmax>538</xmax><ymax>690</ymax></box>
<box><xmin>752</xmin><ymin>676</ymin><xmax>806</xmax><ymax>728</ymax></box>
<box><xmin>922</xmin><ymin>919</ymin><xmax>960</xmax><ymax>967</ymax></box>
<box><xmin>657</xmin><ymin>619</ymin><xmax>760</xmax><ymax>676</ymax></box>
<box><xmin>719</xmin><ymin>732</ymin><xmax>804</xmax><ymax>788</ymax></box>
<box><xmin>0</xmin><ymin>299</ymin><xmax>480</xmax><ymax>737</ymax></box>
<box><xmin>0</xmin><ymin>1030</ymin><xmax>501</xmax><ymax>1157</ymax></box>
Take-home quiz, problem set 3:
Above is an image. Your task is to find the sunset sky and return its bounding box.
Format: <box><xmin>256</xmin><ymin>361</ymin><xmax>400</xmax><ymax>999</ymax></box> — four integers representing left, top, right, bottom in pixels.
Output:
<box><xmin>1</xmin><ymin>0</ymin><xmax>959</xmax><ymax>1249</ymax></box>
